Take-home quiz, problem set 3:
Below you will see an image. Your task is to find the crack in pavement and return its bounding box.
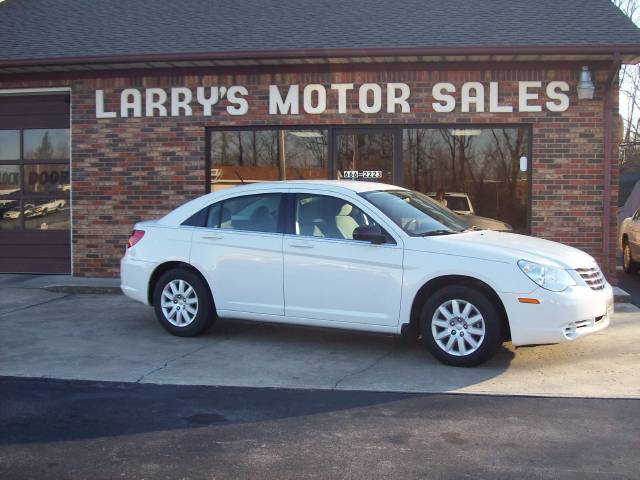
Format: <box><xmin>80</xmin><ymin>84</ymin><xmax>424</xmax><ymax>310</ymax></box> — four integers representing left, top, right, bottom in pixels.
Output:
<box><xmin>0</xmin><ymin>293</ymin><xmax>72</xmax><ymax>318</ymax></box>
<box><xmin>332</xmin><ymin>343</ymin><xmax>400</xmax><ymax>390</ymax></box>
<box><xmin>135</xmin><ymin>345</ymin><xmax>210</xmax><ymax>383</ymax></box>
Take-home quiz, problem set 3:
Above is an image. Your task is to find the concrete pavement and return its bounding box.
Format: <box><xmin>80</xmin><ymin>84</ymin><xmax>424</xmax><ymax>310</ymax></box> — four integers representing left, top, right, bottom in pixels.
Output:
<box><xmin>1</xmin><ymin>285</ymin><xmax>638</xmax><ymax>398</ymax></box>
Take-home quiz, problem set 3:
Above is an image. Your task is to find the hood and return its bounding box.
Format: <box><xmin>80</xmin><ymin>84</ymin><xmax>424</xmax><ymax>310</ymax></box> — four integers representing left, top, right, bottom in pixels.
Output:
<box><xmin>412</xmin><ymin>230</ymin><xmax>596</xmax><ymax>270</ymax></box>
<box><xmin>463</xmin><ymin>214</ymin><xmax>512</xmax><ymax>231</ymax></box>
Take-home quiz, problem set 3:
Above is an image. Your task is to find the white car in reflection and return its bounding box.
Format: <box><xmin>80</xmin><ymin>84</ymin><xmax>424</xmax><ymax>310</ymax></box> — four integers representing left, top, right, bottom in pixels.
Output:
<box><xmin>35</xmin><ymin>199</ymin><xmax>66</xmax><ymax>216</ymax></box>
<box><xmin>2</xmin><ymin>203</ymin><xmax>37</xmax><ymax>219</ymax></box>
<box><xmin>121</xmin><ymin>181</ymin><xmax>612</xmax><ymax>367</ymax></box>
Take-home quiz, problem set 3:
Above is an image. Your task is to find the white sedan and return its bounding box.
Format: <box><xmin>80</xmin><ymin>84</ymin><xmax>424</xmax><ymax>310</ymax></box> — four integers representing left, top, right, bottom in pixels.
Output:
<box><xmin>121</xmin><ymin>181</ymin><xmax>612</xmax><ymax>367</ymax></box>
<box><xmin>620</xmin><ymin>208</ymin><xmax>640</xmax><ymax>274</ymax></box>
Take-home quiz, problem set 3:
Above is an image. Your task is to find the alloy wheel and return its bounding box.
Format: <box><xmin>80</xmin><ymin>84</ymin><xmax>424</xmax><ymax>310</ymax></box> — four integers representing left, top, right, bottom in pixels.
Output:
<box><xmin>431</xmin><ymin>299</ymin><xmax>485</xmax><ymax>357</ymax></box>
<box><xmin>161</xmin><ymin>279</ymin><xmax>199</xmax><ymax>327</ymax></box>
<box><xmin>624</xmin><ymin>243</ymin><xmax>631</xmax><ymax>270</ymax></box>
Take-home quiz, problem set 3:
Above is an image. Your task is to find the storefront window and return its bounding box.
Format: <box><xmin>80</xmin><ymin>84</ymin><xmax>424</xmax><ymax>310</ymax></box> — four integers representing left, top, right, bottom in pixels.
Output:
<box><xmin>23</xmin><ymin>129</ymin><xmax>70</xmax><ymax>160</ymax></box>
<box><xmin>23</xmin><ymin>164</ymin><xmax>71</xmax><ymax>194</ymax></box>
<box><xmin>0</xmin><ymin>130</ymin><xmax>20</xmax><ymax>160</ymax></box>
<box><xmin>209</xmin><ymin>129</ymin><xmax>328</xmax><ymax>191</ymax></box>
<box><xmin>0</xmin><ymin>164</ymin><xmax>20</xmax><ymax>199</ymax></box>
<box><xmin>335</xmin><ymin>131</ymin><xmax>394</xmax><ymax>183</ymax></box>
<box><xmin>23</xmin><ymin>198</ymin><xmax>70</xmax><ymax>230</ymax></box>
<box><xmin>403</xmin><ymin>127</ymin><xmax>530</xmax><ymax>233</ymax></box>
<box><xmin>0</xmin><ymin>129</ymin><xmax>70</xmax><ymax>232</ymax></box>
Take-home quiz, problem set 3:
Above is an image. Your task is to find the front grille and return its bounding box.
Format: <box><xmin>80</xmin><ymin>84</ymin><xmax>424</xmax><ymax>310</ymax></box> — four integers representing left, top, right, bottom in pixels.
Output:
<box><xmin>575</xmin><ymin>266</ymin><xmax>606</xmax><ymax>290</ymax></box>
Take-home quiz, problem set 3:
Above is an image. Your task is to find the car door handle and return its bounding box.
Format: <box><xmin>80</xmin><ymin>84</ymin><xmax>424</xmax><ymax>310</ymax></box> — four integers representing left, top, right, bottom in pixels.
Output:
<box><xmin>202</xmin><ymin>235</ymin><xmax>223</xmax><ymax>241</ymax></box>
<box><xmin>289</xmin><ymin>243</ymin><xmax>314</xmax><ymax>249</ymax></box>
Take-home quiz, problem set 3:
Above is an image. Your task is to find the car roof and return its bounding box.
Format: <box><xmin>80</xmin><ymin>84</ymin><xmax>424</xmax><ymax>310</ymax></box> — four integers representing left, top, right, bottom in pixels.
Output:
<box><xmin>156</xmin><ymin>180</ymin><xmax>406</xmax><ymax>226</ymax></box>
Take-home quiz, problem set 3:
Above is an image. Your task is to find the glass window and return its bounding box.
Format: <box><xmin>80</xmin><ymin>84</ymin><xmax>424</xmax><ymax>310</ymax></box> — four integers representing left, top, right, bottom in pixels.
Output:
<box><xmin>0</xmin><ymin>165</ymin><xmax>20</xmax><ymax>199</ymax></box>
<box><xmin>219</xmin><ymin>194</ymin><xmax>281</xmax><ymax>233</ymax></box>
<box><xmin>182</xmin><ymin>207</ymin><xmax>207</xmax><ymax>227</ymax></box>
<box><xmin>205</xmin><ymin>203</ymin><xmax>222</xmax><ymax>228</ymax></box>
<box><xmin>23</xmin><ymin>129</ymin><xmax>70</xmax><ymax>160</ymax></box>
<box><xmin>23</xmin><ymin>164</ymin><xmax>70</xmax><ymax>194</ymax></box>
<box><xmin>0</xmin><ymin>130</ymin><xmax>20</xmax><ymax>160</ymax></box>
<box><xmin>23</xmin><ymin>198</ymin><xmax>70</xmax><ymax>230</ymax></box>
<box><xmin>403</xmin><ymin>127</ymin><xmax>530</xmax><ymax>233</ymax></box>
<box><xmin>295</xmin><ymin>193</ymin><xmax>382</xmax><ymax>240</ymax></box>
<box><xmin>336</xmin><ymin>132</ymin><xmax>394</xmax><ymax>184</ymax></box>
<box><xmin>209</xmin><ymin>129</ymin><xmax>328</xmax><ymax>191</ymax></box>
<box><xmin>283</xmin><ymin>130</ymin><xmax>328</xmax><ymax>180</ymax></box>
<box><xmin>361</xmin><ymin>189</ymin><xmax>468</xmax><ymax>236</ymax></box>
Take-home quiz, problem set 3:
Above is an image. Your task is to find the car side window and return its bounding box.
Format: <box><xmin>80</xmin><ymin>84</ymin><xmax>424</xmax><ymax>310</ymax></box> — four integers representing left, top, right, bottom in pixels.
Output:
<box><xmin>216</xmin><ymin>193</ymin><xmax>282</xmax><ymax>233</ymax></box>
<box><xmin>294</xmin><ymin>193</ymin><xmax>390</xmax><ymax>242</ymax></box>
<box><xmin>182</xmin><ymin>207</ymin><xmax>208</xmax><ymax>227</ymax></box>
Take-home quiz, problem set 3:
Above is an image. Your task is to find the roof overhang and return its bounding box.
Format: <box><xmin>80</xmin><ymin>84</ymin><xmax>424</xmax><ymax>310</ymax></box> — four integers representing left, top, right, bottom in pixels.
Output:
<box><xmin>1</xmin><ymin>45</ymin><xmax>639</xmax><ymax>75</ymax></box>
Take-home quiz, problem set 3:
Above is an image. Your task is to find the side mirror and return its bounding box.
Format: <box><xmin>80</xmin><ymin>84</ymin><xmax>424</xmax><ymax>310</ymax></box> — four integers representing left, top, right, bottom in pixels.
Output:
<box><xmin>353</xmin><ymin>225</ymin><xmax>386</xmax><ymax>244</ymax></box>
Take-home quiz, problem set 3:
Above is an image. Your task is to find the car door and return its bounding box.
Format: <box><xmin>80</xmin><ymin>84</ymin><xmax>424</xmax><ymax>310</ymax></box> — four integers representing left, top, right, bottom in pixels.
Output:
<box><xmin>283</xmin><ymin>191</ymin><xmax>404</xmax><ymax>327</ymax></box>
<box><xmin>190</xmin><ymin>191</ymin><xmax>285</xmax><ymax>316</ymax></box>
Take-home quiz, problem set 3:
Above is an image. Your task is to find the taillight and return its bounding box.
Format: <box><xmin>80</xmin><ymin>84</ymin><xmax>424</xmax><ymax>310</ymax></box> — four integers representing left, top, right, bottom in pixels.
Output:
<box><xmin>127</xmin><ymin>230</ymin><xmax>145</xmax><ymax>248</ymax></box>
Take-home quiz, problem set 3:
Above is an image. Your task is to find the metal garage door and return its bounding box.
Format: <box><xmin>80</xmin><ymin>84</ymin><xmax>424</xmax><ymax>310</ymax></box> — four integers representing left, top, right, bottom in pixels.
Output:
<box><xmin>0</xmin><ymin>93</ymin><xmax>71</xmax><ymax>274</ymax></box>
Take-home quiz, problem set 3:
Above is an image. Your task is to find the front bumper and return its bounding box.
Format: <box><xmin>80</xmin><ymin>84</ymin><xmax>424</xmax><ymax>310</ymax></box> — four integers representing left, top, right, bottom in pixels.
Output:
<box><xmin>501</xmin><ymin>282</ymin><xmax>613</xmax><ymax>346</ymax></box>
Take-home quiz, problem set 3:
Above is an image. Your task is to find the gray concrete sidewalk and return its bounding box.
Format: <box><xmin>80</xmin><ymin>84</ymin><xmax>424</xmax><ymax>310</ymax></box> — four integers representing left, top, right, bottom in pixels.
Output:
<box><xmin>0</xmin><ymin>283</ymin><xmax>638</xmax><ymax>398</ymax></box>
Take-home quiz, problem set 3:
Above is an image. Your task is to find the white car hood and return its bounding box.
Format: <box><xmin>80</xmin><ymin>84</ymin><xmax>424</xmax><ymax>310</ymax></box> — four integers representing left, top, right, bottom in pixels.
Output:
<box><xmin>414</xmin><ymin>230</ymin><xmax>596</xmax><ymax>270</ymax></box>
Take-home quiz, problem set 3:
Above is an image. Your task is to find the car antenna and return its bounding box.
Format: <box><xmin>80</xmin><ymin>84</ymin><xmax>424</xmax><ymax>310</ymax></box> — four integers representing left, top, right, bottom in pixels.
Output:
<box><xmin>234</xmin><ymin>170</ymin><xmax>245</xmax><ymax>184</ymax></box>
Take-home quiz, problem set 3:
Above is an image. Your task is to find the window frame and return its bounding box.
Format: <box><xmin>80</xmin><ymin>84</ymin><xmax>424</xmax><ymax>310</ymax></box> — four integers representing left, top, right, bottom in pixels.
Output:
<box><xmin>0</xmin><ymin>127</ymin><xmax>70</xmax><ymax>232</ymax></box>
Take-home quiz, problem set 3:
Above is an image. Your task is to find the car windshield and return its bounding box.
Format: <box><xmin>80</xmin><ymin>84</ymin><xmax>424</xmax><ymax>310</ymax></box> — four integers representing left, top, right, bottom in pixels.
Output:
<box><xmin>361</xmin><ymin>189</ymin><xmax>468</xmax><ymax>236</ymax></box>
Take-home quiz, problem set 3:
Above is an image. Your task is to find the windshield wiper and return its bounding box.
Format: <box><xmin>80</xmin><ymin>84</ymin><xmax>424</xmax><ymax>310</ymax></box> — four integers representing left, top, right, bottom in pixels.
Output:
<box><xmin>419</xmin><ymin>230</ymin><xmax>458</xmax><ymax>236</ymax></box>
<box><xmin>463</xmin><ymin>226</ymin><xmax>484</xmax><ymax>232</ymax></box>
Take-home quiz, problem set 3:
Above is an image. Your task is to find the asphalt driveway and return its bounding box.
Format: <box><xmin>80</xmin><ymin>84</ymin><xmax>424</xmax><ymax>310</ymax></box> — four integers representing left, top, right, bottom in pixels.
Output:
<box><xmin>0</xmin><ymin>285</ymin><xmax>638</xmax><ymax>398</ymax></box>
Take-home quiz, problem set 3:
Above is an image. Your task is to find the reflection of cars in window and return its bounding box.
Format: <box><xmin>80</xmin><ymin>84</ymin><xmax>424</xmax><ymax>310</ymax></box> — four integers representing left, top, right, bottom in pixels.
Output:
<box><xmin>34</xmin><ymin>199</ymin><xmax>66</xmax><ymax>216</ymax></box>
<box><xmin>2</xmin><ymin>205</ymin><xmax>22</xmax><ymax>219</ymax></box>
<box><xmin>121</xmin><ymin>181</ymin><xmax>612</xmax><ymax>368</ymax></box>
<box><xmin>0</xmin><ymin>200</ymin><xmax>19</xmax><ymax>216</ymax></box>
<box><xmin>427</xmin><ymin>191</ymin><xmax>512</xmax><ymax>232</ymax></box>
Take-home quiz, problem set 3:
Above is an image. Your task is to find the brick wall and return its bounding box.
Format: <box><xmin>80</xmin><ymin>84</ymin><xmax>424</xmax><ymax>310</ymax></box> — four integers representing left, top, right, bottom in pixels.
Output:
<box><xmin>0</xmin><ymin>63</ymin><xmax>619</xmax><ymax>280</ymax></box>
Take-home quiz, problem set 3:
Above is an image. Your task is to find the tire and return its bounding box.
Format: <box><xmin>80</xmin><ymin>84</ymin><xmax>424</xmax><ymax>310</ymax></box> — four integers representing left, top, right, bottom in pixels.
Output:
<box><xmin>152</xmin><ymin>268</ymin><xmax>216</xmax><ymax>337</ymax></box>
<box><xmin>623</xmin><ymin>240</ymin><xmax>640</xmax><ymax>274</ymax></box>
<box><xmin>420</xmin><ymin>285</ymin><xmax>502</xmax><ymax>367</ymax></box>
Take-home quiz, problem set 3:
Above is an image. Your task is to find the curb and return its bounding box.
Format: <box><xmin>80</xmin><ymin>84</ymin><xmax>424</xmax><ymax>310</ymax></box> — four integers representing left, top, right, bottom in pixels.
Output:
<box><xmin>613</xmin><ymin>286</ymin><xmax>631</xmax><ymax>304</ymax></box>
<box><xmin>43</xmin><ymin>285</ymin><xmax>122</xmax><ymax>295</ymax></box>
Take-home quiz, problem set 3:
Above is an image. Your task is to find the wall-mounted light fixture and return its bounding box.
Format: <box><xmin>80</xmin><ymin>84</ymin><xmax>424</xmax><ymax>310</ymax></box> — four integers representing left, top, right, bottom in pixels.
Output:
<box><xmin>577</xmin><ymin>65</ymin><xmax>595</xmax><ymax>100</ymax></box>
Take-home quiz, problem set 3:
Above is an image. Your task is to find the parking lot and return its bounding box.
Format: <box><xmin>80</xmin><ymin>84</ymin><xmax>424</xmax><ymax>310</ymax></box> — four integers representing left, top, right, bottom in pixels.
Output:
<box><xmin>1</xmin><ymin>281</ymin><xmax>638</xmax><ymax>399</ymax></box>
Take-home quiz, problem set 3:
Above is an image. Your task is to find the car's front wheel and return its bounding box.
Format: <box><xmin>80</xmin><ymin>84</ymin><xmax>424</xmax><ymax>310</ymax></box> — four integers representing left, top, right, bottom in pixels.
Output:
<box><xmin>152</xmin><ymin>268</ymin><xmax>216</xmax><ymax>337</ymax></box>
<box><xmin>420</xmin><ymin>285</ymin><xmax>502</xmax><ymax>367</ymax></box>
<box><xmin>623</xmin><ymin>240</ymin><xmax>640</xmax><ymax>274</ymax></box>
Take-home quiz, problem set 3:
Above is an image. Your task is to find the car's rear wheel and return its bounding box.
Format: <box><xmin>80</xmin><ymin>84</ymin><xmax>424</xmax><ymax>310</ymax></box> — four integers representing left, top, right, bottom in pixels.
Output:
<box><xmin>152</xmin><ymin>268</ymin><xmax>216</xmax><ymax>337</ymax></box>
<box><xmin>623</xmin><ymin>240</ymin><xmax>640</xmax><ymax>274</ymax></box>
<box><xmin>420</xmin><ymin>285</ymin><xmax>502</xmax><ymax>367</ymax></box>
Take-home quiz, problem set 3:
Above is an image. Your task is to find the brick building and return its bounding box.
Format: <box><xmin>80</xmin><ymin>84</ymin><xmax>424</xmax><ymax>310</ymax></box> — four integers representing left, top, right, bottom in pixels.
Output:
<box><xmin>1</xmin><ymin>0</ymin><xmax>639</xmax><ymax>279</ymax></box>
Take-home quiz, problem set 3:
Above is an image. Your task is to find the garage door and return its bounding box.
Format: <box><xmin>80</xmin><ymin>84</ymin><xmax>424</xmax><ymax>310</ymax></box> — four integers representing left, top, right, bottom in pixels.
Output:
<box><xmin>0</xmin><ymin>94</ymin><xmax>71</xmax><ymax>274</ymax></box>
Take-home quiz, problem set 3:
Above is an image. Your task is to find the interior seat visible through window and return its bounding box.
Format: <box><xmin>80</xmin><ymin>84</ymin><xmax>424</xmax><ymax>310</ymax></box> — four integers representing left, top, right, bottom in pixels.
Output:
<box><xmin>294</xmin><ymin>193</ymin><xmax>385</xmax><ymax>241</ymax></box>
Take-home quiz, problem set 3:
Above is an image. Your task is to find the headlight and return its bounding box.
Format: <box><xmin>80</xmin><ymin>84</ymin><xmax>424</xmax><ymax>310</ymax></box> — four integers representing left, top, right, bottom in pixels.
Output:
<box><xmin>517</xmin><ymin>260</ymin><xmax>576</xmax><ymax>292</ymax></box>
